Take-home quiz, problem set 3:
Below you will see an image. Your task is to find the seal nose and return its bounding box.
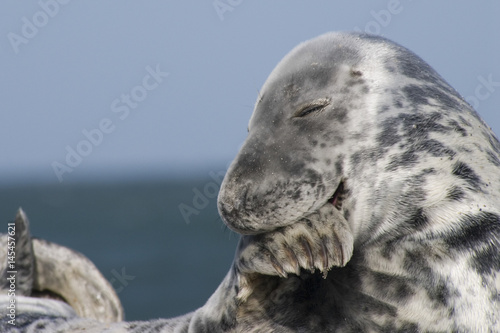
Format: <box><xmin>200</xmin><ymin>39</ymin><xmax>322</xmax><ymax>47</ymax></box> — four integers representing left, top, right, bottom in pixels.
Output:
<box><xmin>217</xmin><ymin>199</ymin><xmax>235</xmax><ymax>221</ymax></box>
<box><xmin>217</xmin><ymin>181</ymin><xmax>251</xmax><ymax>233</ymax></box>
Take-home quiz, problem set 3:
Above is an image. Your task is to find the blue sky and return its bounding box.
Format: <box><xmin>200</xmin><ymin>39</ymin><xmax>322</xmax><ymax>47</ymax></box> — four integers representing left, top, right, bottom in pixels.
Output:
<box><xmin>1</xmin><ymin>1</ymin><xmax>499</xmax><ymax>184</ymax></box>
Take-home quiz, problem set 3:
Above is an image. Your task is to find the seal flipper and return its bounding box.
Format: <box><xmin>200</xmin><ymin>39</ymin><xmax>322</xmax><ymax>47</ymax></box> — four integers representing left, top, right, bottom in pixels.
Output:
<box><xmin>0</xmin><ymin>208</ymin><xmax>34</xmax><ymax>296</ymax></box>
<box><xmin>0</xmin><ymin>209</ymin><xmax>124</xmax><ymax>323</ymax></box>
<box><xmin>31</xmin><ymin>237</ymin><xmax>124</xmax><ymax>322</ymax></box>
<box><xmin>235</xmin><ymin>203</ymin><xmax>354</xmax><ymax>301</ymax></box>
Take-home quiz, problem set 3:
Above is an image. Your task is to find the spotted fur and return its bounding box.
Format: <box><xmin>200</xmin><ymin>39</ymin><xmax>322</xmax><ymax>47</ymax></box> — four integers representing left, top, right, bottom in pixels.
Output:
<box><xmin>1</xmin><ymin>32</ymin><xmax>499</xmax><ymax>332</ymax></box>
<box><xmin>219</xmin><ymin>31</ymin><xmax>500</xmax><ymax>331</ymax></box>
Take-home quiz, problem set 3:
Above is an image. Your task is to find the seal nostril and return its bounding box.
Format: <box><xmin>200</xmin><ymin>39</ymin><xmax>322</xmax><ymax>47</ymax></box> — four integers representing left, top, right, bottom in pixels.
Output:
<box><xmin>221</xmin><ymin>201</ymin><xmax>235</xmax><ymax>213</ymax></box>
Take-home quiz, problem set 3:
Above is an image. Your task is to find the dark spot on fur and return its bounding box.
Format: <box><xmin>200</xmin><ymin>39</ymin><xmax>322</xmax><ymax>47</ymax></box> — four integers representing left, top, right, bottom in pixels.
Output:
<box><xmin>407</xmin><ymin>207</ymin><xmax>429</xmax><ymax>230</ymax></box>
<box><xmin>381</xmin><ymin>240</ymin><xmax>398</xmax><ymax>259</ymax></box>
<box><xmin>402</xmin><ymin>84</ymin><xmax>461</xmax><ymax>111</ymax></box>
<box><xmin>433</xmin><ymin>282</ymin><xmax>453</xmax><ymax>306</ymax></box>
<box><xmin>403</xmin><ymin>249</ymin><xmax>431</xmax><ymax>277</ymax></box>
<box><xmin>396</xmin><ymin>322</ymin><xmax>420</xmax><ymax>333</ymax></box>
<box><xmin>403</xmin><ymin>112</ymin><xmax>447</xmax><ymax>136</ymax></box>
<box><xmin>402</xmin><ymin>85</ymin><xmax>430</xmax><ymax>107</ymax></box>
<box><xmin>370</xmin><ymin>271</ymin><xmax>415</xmax><ymax>301</ymax></box>
<box><xmin>343</xmin><ymin>209</ymin><xmax>350</xmax><ymax>221</ymax></box>
<box><xmin>458</xmin><ymin>115</ymin><xmax>472</xmax><ymax>128</ymax></box>
<box><xmin>445</xmin><ymin>212</ymin><xmax>500</xmax><ymax>250</ymax></box>
<box><xmin>422</xmin><ymin>167</ymin><xmax>436</xmax><ymax>175</ymax></box>
<box><xmin>471</xmin><ymin>243</ymin><xmax>500</xmax><ymax>275</ymax></box>
<box><xmin>485</xmin><ymin>131</ymin><xmax>500</xmax><ymax>155</ymax></box>
<box><xmin>448</xmin><ymin>119</ymin><xmax>468</xmax><ymax>136</ymax></box>
<box><xmin>397</xmin><ymin>139</ymin><xmax>456</xmax><ymax>162</ymax></box>
<box><xmin>287</xmin><ymin>160</ymin><xmax>307</xmax><ymax>176</ymax></box>
<box><xmin>335</xmin><ymin>160</ymin><xmax>343</xmax><ymax>175</ymax></box>
<box><xmin>377</xmin><ymin>119</ymin><xmax>401</xmax><ymax>147</ymax></box>
<box><xmin>382</xmin><ymin>321</ymin><xmax>420</xmax><ymax>333</ymax></box>
<box><xmin>303</xmin><ymin>169</ymin><xmax>322</xmax><ymax>187</ymax></box>
<box><xmin>487</xmin><ymin>150</ymin><xmax>500</xmax><ymax>166</ymax></box>
<box><xmin>283</xmin><ymin>83</ymin><xmax>301</xmax><ymax>102</ymax></box>
<box><xmin>350</xmin><ymin>151</ymin><xmax>362</xmax><ymax>168</ymax></box>
<box><xmin>291</xmin><ymin>189</ymin><xmax>302</xmax><ymax>200</ymax></box>
<box><xmin>421</xmin><ymin>140</ymin><xmax>454</xmax><ymax>156</ymax></box>
<box><xmin>386</xmin><ymin>150</ymin><xmax>419</xmax><ymax>171</ymax></box>
<box><xmin>351</xmin><ymin>69</ymin><xmax>363</xmax><ymax>77</ymax></box>
<box><xmin>379</xmin><ymin>104</ymin><xmax>390</xmax><ymax>113</ymax></box>
<box><xmin>385</xmin><ymin>65</ymin><xmax>396</xmax><ymax>73</ymax></box>
<box><xmin>403</xmin><ymin>247</ymin><xmax>458</xmax><ymax>309</ymax></box>
<box><xmin>346</xmin><ymin>78</ymin><xmax>365</xmax><ymax>87</ymax></box>
<box><xmin>333</xmin><ymin>135</ymin><xmax>344</xmax><ymax>145</ymax></box>
<box><xmin>452</xmin><ymin>161</ymin><xmax>482</xmax><ymax>191</ymax></box>
<box><xmin>446</xmin><ymin>186</ymin><xmax>466</xmax><ymax>201</ymax></box>
<box><xmin>378</xmin><ymin>112</ymin><xmax>452</xmax><ymax>160</ymax></box>
<box><xmin>33</xmin><ymin>321</ymin><xmax>48</xmax><ymax>329</ymax></box>
<box><xmin>331</xmin><ymin>107</ymin><xmax>348</xmax><ymax>123</ymax></box>
<box><xmin>395</xmin><ymin>53</ymin><xmax>439</xmax><ymax>85</ymax></box>
<box><xmin>308</xmin><ymin>65</ymin><xmax>336</xmax><ymax>90</ymax></box>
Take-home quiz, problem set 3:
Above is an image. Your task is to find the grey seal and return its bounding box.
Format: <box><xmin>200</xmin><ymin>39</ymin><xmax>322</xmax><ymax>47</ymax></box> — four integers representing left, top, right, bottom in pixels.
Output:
<box><xmin>219</xmin><ymin>31</ymin><xmax>500</xmax><ymax>331</ymax></box>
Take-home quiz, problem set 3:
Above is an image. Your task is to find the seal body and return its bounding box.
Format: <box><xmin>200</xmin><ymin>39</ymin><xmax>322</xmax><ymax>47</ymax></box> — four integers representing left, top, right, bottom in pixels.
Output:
<box><xmin>219</xmin><ymin>32</ymin><xmax>500</xmax><ymax>331</ymax></box>
<box><xmin>1</xmin><ymin>32</ymin><xmax>499</xmax><ymax>332</ymax></box>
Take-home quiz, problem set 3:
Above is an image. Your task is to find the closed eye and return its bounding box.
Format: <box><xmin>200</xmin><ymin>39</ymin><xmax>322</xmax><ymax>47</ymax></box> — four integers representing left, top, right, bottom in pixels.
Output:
<box><xmin>293</xmin><ymin>100</ymin><xmax>330</xmax><ymax>118</ymax></box>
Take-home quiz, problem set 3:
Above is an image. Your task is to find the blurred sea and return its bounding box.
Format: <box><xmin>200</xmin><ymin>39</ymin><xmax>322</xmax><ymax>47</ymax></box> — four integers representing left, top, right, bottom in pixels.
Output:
<box><xmin>0</xmin><ymin>176</ymin><xmax>240</xmax><ymax>321</ymax></box>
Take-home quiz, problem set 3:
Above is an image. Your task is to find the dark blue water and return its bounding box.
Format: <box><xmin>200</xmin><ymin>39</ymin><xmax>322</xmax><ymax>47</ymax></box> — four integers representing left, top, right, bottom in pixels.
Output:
<box><xmin>0</xmin><ymin>177</ymin><xmax>240</xmax><ymax>321</ymax></box>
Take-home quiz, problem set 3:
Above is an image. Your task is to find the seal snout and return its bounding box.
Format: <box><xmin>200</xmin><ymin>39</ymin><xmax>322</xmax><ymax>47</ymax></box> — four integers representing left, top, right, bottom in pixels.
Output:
<box><xmin>218</xmin><ymin>182</ymin><xmax>255</xmax><ymax>234</ymax></box>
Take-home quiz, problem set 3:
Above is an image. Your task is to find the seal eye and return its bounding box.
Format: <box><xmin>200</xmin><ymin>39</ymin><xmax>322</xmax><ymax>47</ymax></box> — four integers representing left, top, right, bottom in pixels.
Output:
<box><xmin>294</xmin><ymin>100</ymin><xmax>330</xmax><ymax>118</ymax></box>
